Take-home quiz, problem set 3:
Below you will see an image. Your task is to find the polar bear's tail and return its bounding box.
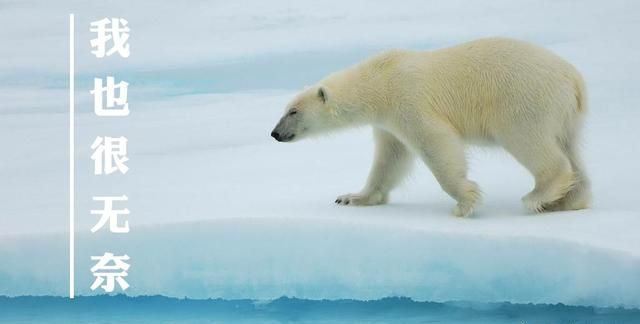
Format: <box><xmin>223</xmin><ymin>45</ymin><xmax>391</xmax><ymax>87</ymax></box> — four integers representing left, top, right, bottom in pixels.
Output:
<box><xmin>574</xmin><ymin>74</ymin><xmax>588</xmax><ymax>114</ymax></box>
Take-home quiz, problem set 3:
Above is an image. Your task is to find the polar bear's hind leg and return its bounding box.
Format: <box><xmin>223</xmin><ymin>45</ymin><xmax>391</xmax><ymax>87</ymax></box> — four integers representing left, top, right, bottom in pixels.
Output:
<box><xmin>503</xmin><ymin>135</ymin><xmax>576</xmax><ymax>213</ymax></box>
<box><xmin>546</xmin><ymin>128</ymin><xmax>592</xmax><ymax>211</ymax></box>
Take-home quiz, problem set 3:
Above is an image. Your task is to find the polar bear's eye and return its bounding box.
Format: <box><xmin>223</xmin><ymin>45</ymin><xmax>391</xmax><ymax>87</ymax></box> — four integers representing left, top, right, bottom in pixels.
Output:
<box><xmin>289</xmin><ymin>110</ymin><xmax>298</xmax><ymax>116</ymax></box>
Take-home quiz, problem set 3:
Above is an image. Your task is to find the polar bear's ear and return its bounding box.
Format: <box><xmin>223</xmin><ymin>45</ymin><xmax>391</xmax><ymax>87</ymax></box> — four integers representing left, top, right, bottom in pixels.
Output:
<box><xmin>318</xmin><ymin>87</ymin><xmax>328</xmax><ymax>103</ymax></box>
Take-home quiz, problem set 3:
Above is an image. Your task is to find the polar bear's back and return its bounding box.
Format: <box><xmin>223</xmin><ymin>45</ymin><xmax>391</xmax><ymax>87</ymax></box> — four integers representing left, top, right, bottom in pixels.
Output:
<box><xmin>382</xmin><ymin>38</ymin><xmax>586</xmax><ymax>141</ymax></box>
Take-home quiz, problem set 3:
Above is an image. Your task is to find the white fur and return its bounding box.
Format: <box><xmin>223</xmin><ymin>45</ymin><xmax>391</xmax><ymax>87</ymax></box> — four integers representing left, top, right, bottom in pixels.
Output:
<box><xmin>274</xmin><ymin>37</ymin><xmax>591</xmax><ymax>216</ymax></box>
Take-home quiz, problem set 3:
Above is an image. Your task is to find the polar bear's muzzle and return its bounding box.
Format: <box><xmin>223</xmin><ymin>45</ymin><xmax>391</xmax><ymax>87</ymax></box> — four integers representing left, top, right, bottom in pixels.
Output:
<box><xmin>271</xmin><ymin>130</ymin><xmax>295</xmax><ymax>142</ymax></box>
<box><xmin>271</xmin><ymin>115</ymin><xmax>297</xmax><ymax>142</ymax></box>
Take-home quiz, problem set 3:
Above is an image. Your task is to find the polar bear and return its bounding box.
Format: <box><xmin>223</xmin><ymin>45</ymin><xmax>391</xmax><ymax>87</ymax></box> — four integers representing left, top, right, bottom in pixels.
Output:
<box><xmin>270</xmin><ymin>37</ymin><xmax>591</xmax><ymax>217</ymax></box>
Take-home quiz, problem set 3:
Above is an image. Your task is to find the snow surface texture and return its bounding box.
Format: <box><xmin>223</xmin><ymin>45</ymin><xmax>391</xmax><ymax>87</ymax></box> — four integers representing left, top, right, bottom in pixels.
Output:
<box><xmin>1</xmin><ymin>0</ymin><xmax>639</xmax><ymax>308</ymax></box>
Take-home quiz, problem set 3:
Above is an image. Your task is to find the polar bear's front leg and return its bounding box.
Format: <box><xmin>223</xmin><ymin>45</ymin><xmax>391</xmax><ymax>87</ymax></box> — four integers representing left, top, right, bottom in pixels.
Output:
<box><xmin>411</xmin><ymin>123</ymin><xmax>481</xmax><ymax>217</ymax></box>
<box><xmin>335</xmin><ymin>128</ymin><xmax>413</xmax><ymax>206</ymax></box>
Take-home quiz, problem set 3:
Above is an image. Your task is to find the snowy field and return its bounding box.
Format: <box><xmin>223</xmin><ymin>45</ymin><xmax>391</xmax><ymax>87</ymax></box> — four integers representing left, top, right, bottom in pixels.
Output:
<box><xmin>1</xmin><ymin>0</ymin><xmax>639</xmax><ymax>313</ymax></box>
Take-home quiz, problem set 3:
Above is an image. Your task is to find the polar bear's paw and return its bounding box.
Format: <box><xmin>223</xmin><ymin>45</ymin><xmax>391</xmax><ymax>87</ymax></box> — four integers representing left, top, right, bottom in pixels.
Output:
<box><xmin>451</xmin><ymin>181</ymin><xmax>482</xmax><ymax>217</ymax></box>
<box><xmin>522</xmin><ymin>193</ymin><xmax>547</xmax><ymax>213</ymax></box>
<box><xmin>452</xmin><ymin>203</ymin><xmax>475</xmax><ymax>217</ymax></box>
<box><xmin>335</xmin><ymin>191</ymin><xmax>387</xmax><ymax>206</ymax></box>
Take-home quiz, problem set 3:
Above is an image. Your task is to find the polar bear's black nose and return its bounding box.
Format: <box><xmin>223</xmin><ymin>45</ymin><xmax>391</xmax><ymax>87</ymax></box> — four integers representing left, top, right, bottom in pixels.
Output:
<box><xmin>271</xmin><ymin>131</ymin><xmax>281</xmax><ymax>141</ymax></box>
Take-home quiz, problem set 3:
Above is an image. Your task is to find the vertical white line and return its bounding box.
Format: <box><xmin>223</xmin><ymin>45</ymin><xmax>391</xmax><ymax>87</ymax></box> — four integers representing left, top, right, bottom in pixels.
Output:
<box><xmin>69</xmin><ymin>13</ymin><xmax>75</xmax><ymax>300</ymax></box>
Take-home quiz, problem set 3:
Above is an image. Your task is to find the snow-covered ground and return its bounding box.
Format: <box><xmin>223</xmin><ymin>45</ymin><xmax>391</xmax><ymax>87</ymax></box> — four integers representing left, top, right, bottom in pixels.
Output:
<box><xmin>0</xmin><ymin>0</ymin><xmax>639</xmax><ymax>309</ymax></box>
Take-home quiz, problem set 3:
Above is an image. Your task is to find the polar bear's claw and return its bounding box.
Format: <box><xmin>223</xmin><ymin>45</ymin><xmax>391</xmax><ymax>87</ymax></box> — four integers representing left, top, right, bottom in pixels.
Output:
<box><xmin>335</xmin><ymin>192</ymin><xmax>387</xmax><ymax>206</ymax></box>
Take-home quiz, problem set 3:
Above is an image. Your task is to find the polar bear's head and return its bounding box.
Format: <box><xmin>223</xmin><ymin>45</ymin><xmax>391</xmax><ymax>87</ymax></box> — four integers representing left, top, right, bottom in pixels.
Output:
<box><xmin>271</xmin><ymin>85</ymin><xmax>337</xmax><ymax>142</ymax></box>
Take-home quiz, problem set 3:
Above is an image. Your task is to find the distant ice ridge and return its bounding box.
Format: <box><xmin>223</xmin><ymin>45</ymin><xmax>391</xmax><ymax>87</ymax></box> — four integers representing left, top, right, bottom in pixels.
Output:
<box><xmin>2</xmin><ymin>214</ymin><xmax>640</xmax><ymax>308</ymax></box>
<box><xmin>1</xmin><ymin>295</ymin><xmax>640</xmax><ymax>324</ymax></box>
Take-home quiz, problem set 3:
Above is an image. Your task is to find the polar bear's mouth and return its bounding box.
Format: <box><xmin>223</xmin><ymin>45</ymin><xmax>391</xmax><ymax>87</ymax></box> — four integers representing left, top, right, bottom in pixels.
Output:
<box><xmin>271</xmin><ymin>131</ymin><xmax>295</xmax><ymax>142</ymax></box>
